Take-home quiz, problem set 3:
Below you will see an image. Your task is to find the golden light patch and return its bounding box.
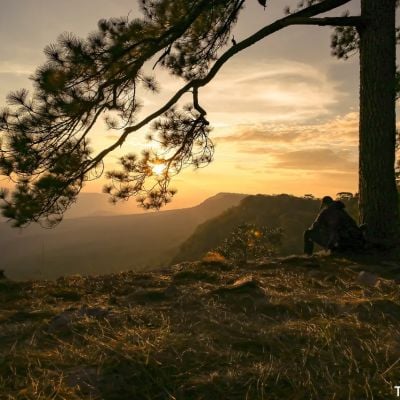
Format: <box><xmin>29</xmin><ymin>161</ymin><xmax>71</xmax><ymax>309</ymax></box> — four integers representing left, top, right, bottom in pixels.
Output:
<box><xmin>151</xmin><ymin>162</ymin><xmax>166</xmax><ymax>176</ymax></box>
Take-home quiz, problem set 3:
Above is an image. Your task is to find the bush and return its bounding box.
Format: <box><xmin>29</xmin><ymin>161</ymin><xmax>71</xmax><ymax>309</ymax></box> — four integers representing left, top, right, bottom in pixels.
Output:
<box><xmin>216</xmin><ymin>223</ymin><xmax>282</xmax><ymax>263</ymax></box>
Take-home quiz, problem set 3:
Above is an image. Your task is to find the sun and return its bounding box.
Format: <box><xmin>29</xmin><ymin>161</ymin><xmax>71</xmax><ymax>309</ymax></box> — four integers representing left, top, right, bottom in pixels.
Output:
<box><xmin>151</xmin><ymin>162</ymin><xmax>166</xmax><ymax>176</ymax></box>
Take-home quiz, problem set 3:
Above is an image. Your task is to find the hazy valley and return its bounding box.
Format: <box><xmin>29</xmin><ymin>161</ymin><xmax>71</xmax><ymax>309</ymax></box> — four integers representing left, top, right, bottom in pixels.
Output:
<box><xmin>0</xmin><ymin>192</ymin><xmax>246</xmax><ymax>280</ymax></box>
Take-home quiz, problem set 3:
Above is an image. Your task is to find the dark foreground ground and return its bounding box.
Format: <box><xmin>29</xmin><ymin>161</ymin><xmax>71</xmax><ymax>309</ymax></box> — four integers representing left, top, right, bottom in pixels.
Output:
<box><xmin>1</xmin><ymin>253</ymin><xmax>400</xmax><ymax>399</ymax></box>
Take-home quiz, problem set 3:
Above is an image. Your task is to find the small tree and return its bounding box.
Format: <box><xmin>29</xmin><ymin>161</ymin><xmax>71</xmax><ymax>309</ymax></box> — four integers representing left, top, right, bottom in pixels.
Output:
<box><xmin>216</xmin><ymin>223</ymin><xmax>282</xmax><ymax>263</ymax></box>
<box><xmin>336</xmin><ymin>192</ymin><xmax>353</xmax><ymax>201</ymax></box>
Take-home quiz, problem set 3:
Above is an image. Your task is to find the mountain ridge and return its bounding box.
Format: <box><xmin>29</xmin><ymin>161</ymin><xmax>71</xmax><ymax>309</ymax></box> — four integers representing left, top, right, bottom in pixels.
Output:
<box><xmin>172</xmin><ymin>193</ymin><xmax>323</xmax><ymax>264</ymax></box>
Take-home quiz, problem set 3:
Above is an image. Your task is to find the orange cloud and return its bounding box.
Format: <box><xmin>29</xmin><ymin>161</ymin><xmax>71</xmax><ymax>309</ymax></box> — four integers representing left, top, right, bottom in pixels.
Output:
<box><xmin>272</xmin><ymin>148</ymin><xmax>357</xmax><ymax>171</ymax></box>
<box><xmin>215</xmin><ymin>112</ymin><xmax>359</xmax><ymax>146</ymax></box>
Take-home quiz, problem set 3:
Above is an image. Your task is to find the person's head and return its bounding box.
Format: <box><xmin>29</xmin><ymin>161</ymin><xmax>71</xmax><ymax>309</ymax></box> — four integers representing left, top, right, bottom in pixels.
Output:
<box><xmin>320</xmin><ymin>195</ymin><xmax>334</xmax><ymax>209</ymax></box>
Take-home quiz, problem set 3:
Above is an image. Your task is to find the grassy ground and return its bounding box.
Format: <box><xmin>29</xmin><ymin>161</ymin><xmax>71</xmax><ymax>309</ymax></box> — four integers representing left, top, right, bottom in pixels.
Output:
<box><xmin>0</xmin><ymin>254</ymin><xmax>400</xmax><ymax>399</ymax></box>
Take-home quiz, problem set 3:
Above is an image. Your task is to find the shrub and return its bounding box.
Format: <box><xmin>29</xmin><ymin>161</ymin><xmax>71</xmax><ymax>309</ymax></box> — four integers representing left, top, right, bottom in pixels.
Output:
<box><xmin>216</xmin><ymin>223</ymin><xmax>282</xmax><ymax>263</ymax></box>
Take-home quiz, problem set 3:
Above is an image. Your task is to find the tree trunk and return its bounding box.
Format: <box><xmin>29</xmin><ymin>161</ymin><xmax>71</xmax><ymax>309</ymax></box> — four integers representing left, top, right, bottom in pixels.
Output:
<box><xmin>358</xmin><ymin>0</ymin><xmax>399</xmax><ymax>245</ymax></box>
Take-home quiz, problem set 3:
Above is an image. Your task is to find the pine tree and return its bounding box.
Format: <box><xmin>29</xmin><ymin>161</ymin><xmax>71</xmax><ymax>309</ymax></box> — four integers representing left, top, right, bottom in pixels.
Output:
<box><xmin>0</xmin><ymin>0</ymin><xmax>398</xmax><ymax>247</ymax></box>
<box><xmin>332</xmin><ymin>0</ymin><xmax>399</xmax><ymax>246</ymax></box>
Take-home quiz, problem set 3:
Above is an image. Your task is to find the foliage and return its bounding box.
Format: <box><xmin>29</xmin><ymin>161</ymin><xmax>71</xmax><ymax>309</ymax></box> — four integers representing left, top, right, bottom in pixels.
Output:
<box><xmin>331</xmin><ymin>22</ymin><xmax>359</xmax><ymax>59</ymax></box>
<box><xmin>336</xmin><ymin>191</ymin><xmax>354</xmax><ymax>201</ymax></box>
<box><xmin>0</xmin><ymin>0</ymin><xmax>245</xmax><ymax>226</ymax></box>
<box><xmin>216</xmin><ymin>223</ymin><xmax>282</xmax><ymax>262</ymax></box>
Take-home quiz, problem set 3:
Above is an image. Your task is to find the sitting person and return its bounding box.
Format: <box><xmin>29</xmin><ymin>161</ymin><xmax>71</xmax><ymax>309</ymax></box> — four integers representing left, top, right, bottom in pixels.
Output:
<box><xmin>304</xmin><ymin>196</ymin><xmax>365</xmax><ymax>255</ymax></box>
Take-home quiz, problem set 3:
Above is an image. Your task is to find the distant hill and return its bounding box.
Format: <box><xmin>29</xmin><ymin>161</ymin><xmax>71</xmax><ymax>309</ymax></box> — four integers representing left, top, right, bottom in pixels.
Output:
<box><xmin>0</xmin><ymin>192</ymin><xmax>246</xmax><ymax>280</ymax></box>
<box><xmin>0</xmin><ymin>192</ymin><xmax>141</xmax><ymax>223</ymax></box>
<box><xmin>171</xmin><ymin>194</ymin><xmax>322</xmax><ymax>263</ymax></box>
<box><xmin>64</xmin><ymin>192</ymin><xmax>143</xmax><ymax>218</ymax></box>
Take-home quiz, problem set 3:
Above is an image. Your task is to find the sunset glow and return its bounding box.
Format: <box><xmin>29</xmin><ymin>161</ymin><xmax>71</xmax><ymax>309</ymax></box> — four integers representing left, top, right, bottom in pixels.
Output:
<box><xmin>0</xmin><ymin>3</ymin><xmax>397</xmax><ymax>394</ymax></box>
<box><xmin>0</xmin><ymin>0</ymin><xmax>362</xmax><ymax>211</ymax></box>
<box><xmin>151</xmin><ymin>162</ymin><xmax>167</xmax><ymax>176</ymax></box>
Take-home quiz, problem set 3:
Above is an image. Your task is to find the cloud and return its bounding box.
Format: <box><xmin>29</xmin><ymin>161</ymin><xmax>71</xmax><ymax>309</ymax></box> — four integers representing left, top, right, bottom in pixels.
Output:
<box><xmin>215</xmin><ymin>112</ymin><xmax>359</xmax><ymax>147</ymax></box>
<box><xmin>202</xmin><ymin>59</ymin><xmax>345</xmax><ymax>125</ymax></box>
<box><xmin>236</xmin><ymin>146</ymin><xmax>275</xmax><ymax>154</ymax></box>
<box><xmin>272</xmin><ymin>148</ymin><xmax>357</xmax><ymax>172</ymax></box>
<box><xmin>0</xmin><ymin>62</ymin><xmax>34</xmax><ymax>76</ymax></box>
<box><xmin>217</xmin><ymin>126</ymin><xmax>303</xmax><ymax>143</ymax></box>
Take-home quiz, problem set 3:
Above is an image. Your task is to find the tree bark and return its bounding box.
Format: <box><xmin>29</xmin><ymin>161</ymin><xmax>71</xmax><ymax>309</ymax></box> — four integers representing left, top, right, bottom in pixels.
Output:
<box><xmin>359</xmin><ymin>0</ymin><xmax>399</xmax><ymax>244</ymax></box>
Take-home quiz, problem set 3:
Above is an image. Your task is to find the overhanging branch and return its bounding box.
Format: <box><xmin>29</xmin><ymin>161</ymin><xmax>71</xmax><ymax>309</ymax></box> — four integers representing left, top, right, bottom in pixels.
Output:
<box><xmin>291</xmin><ymin>16</ymin><xmax>364</xmax><ymax>27</ymax></box>
<box><xmin>84</xmin><ymin>0</ymin><xmax>354</xmax><ymax>175</ymax></box>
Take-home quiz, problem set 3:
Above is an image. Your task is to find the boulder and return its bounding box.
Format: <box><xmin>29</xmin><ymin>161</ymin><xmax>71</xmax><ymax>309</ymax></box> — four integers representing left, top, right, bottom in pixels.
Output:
<box><xmin>356</xmin><ymin>271</ymin><xmax>379</xmax><ymax>287</ymax></box>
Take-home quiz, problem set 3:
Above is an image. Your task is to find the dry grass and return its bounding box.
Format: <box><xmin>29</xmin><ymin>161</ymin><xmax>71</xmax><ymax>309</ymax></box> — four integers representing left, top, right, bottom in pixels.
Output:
<box><xmin>0</xmin><ymin>254</ymin><xmax>400</xmax><ymax>399</ymax></box>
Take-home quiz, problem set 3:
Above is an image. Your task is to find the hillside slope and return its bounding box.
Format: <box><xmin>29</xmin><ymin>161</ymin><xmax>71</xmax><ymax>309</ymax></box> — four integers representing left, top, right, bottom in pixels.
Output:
<box><xmin>172</xmin><ymin>194</ymin><xmax>322</xmax><ymax>263</ymax></box>
<box><xmin>1</xmin><ymin>254</ymin><xmax>399</xmax><ymax>399</ymax></box>
<box><xmin>0</xmin><ymin>193</ymin><xmax>246</xmax><ymax>280</ymax></box>
<box><xmin>63</xmin><ymin>193</ymin><xmax>141</xmax><ymax>218</ymax></box>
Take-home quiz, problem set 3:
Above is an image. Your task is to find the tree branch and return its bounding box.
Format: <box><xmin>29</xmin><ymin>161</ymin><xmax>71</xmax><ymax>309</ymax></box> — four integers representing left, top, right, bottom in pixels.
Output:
<box><xmin>83</xmin><ymin>0</ymin><xmax>353</xmax><ymax>175</ymax></box>
<box><xmin>290</xmin><ymin>16</ymin><xmax>364</xmax><ymax>27</ymax></box>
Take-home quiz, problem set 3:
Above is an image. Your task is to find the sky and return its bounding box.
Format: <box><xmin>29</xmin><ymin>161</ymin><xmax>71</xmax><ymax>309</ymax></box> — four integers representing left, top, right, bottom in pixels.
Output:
<box><xmin>0</xmin><ymin>0</ymin><xmax>363</xmax><ymax>212</ymax></box>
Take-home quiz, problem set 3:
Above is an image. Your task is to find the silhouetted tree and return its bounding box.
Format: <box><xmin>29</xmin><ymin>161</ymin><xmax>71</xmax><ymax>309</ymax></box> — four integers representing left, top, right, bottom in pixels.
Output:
<box><xmin>0</xmin><ymin>0</ymin><xmax>398</xmax><ymax>246</ymax></box>
<box><xmin>336</xmin><ymin>192</ymin><xmax>353</xmax><ymax>201</ymax></box>
<box><xmin>332</xmin><ymin>0</ymin><xmax>399</xmax><ymax>245</ymax></box>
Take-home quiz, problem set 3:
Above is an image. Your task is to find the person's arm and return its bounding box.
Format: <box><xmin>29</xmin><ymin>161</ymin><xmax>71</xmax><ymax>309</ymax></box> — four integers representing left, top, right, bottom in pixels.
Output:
<box><xmin>310</xmin><ymin>209</ymin><xmax>326</xmax><ymax>230</ymax></box>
